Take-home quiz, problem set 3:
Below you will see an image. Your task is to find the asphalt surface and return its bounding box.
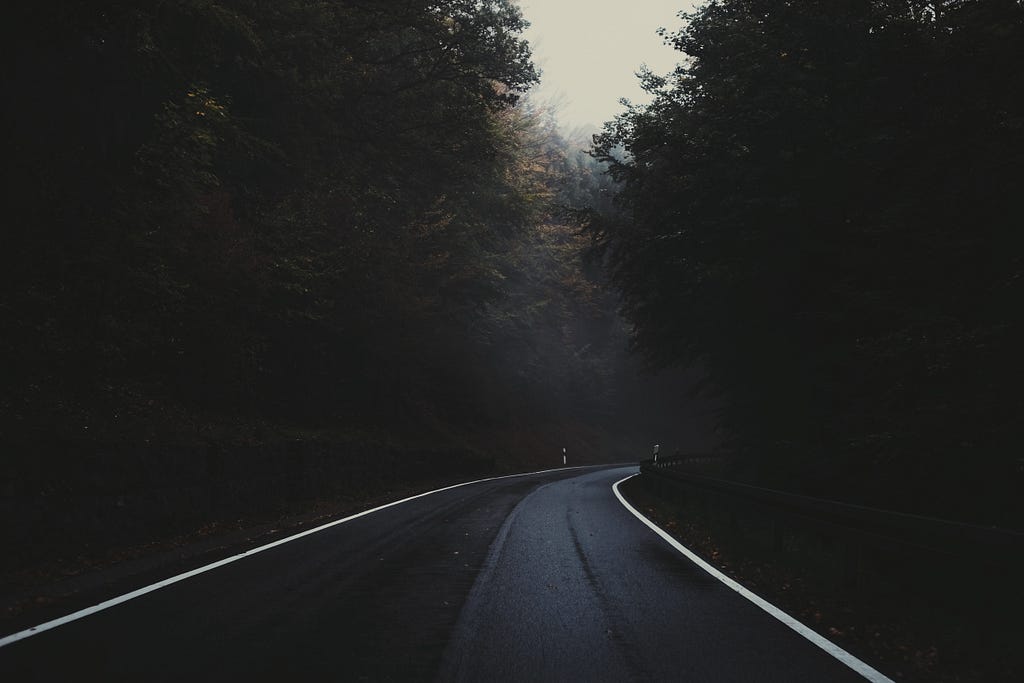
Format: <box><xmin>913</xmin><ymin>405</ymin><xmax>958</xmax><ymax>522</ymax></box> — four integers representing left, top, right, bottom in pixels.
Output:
<box><xmin>1</xmin><ymin>465</ymin><xmax>868</xmax><ymax>681</ymax></box>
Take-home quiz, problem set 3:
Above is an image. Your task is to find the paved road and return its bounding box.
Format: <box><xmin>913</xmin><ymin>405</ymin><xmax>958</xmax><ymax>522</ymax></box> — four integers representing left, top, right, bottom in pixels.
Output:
<box><xmin>1</xmin><ymin>465</ymin><xmax>868</xmax><ymax>681</ymax></box>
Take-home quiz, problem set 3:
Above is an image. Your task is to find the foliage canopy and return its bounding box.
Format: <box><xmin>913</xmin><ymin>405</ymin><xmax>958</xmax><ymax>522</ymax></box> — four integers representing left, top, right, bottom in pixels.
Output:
<box><xmin>591</xmin><ymin>0</ymin><xmax>1024</xmax><ymax>521</ymax></box>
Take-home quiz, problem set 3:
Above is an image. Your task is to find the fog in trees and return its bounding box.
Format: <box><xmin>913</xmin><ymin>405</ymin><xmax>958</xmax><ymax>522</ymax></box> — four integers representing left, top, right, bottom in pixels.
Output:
<box><xmin>4</xmin><ymin>0</ymin><xmax>1020</xmax><ymax>574</ymax></box>
<box><xmin>590</xmin><ymin>0</ymin><xmax>1024</xmax><ymax>526</ymax></box>
<box><xmin>0</xmin><ymin>0</ymin><xmax>715</xmax><ymax>565</ymax></box>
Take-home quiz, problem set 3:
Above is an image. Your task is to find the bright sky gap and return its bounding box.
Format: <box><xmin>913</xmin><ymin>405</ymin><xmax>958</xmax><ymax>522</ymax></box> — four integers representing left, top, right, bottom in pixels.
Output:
<box><xmin>520</xmin><ymin>1</ymin><xmax>698</xmax><ymax>131</ymax></box>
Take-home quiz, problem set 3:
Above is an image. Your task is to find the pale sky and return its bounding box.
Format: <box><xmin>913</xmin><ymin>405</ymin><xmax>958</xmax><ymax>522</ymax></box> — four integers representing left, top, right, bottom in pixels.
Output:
<box><xmin>520</xmin><ymin>1</ymin><xmax>698</xmax><ymax>131</ymax></box>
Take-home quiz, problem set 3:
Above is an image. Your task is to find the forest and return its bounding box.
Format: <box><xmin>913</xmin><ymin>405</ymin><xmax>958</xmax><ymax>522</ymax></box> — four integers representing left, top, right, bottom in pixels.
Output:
<box><xmin>1</xmin><ymin>0</ymin><xmax>710</xmax><ymax>565</ymax></box>
<box><xmin>1</xmin><ymin>0</ymin><xmax>1022</xmax><ymax>568</ymax></box>
<box><xmin>592</xmin><ymin>0</ymin><xmax>1024</xmax><ymax>526</ymax></box>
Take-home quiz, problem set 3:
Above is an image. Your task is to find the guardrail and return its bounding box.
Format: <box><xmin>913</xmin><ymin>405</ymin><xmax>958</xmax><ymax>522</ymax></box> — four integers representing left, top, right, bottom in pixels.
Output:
<box><xmin>637</xmin><ymin>457</ymin><xmax>1024</xmax><ymax>681</ymax></box>
<box><xmin>641</xmin><ymin>458</ymin><xmax>1024</xmax><ymax>563</ymax></box>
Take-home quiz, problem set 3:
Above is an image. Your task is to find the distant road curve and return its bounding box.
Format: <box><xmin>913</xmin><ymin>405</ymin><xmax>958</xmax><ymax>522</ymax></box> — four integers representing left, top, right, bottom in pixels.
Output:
<box><xmin>1</xmin><ymin>465</ymin><xmax>888</xmax><ymax>681</ymax></box>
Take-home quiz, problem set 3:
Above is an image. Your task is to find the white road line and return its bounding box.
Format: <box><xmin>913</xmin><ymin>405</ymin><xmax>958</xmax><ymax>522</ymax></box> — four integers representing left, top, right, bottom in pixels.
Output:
<box><xmin>0</xmin><ymin>464</ymin><xmax>608</xmax><ymax>649</ymax></box>
<box><xmin>612</xmin><ymin>474</ymin><xmax>895</xmax><ymax>683</ymax></box>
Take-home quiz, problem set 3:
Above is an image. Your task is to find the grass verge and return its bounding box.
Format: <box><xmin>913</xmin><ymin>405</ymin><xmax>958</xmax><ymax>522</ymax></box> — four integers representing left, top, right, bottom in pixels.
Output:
<box><xmin>618</xmin><ymin>474</ymin><xmax>1021</xmax><ymax>683</ymax></box>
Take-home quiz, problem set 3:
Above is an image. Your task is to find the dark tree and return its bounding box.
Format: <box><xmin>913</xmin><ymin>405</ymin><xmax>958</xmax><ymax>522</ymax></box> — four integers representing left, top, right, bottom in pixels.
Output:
<box><xmin>591</xmin><ymin>0</ymin><xmax>1024</xmax><ymax>524</ymax></box>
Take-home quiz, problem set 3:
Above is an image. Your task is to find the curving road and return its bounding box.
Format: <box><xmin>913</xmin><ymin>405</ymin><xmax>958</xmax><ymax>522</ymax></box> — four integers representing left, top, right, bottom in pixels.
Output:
<box><xmin>1</xmin><ymin>465</ymin><xmax>874</xmax><ymax>681</ymax></box>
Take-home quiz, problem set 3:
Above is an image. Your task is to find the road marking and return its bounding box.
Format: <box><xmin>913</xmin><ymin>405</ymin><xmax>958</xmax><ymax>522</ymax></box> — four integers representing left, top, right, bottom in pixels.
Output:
<box><xmin>0</xmin><ymin>464</ymin><xmax>608</xmax><ymax>649</ymax></box>
<box><xmin>612</xmin><ymin>474</ymin><xmax>894</xmax><ymax>683</ymax></box>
